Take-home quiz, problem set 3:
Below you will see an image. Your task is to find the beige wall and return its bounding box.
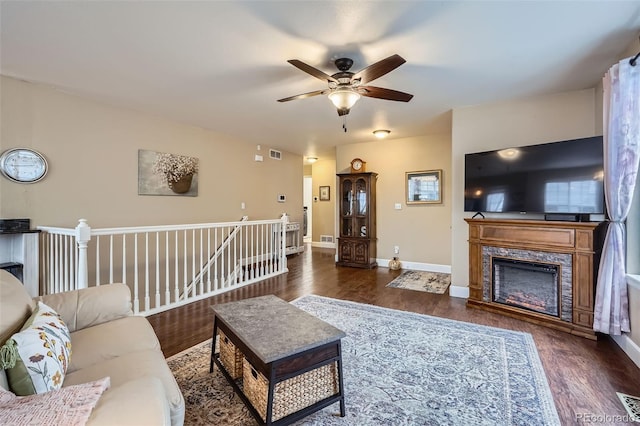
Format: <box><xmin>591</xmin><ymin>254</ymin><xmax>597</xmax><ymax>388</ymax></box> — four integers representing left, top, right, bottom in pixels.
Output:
<box><xmin>337</xmin><ymin>134</ymin><xmax>452</xmax><ymax>265</ymax></box>
<box><xmin>451</xmin><ymin>89</ymin><xmax>597</xmax><ymax>288</ymax></box>
<box><xmin>310</xmin><ymin>157</ymin><xmax>336</xmax><ymax>243</ymax></box>
<box><xmin>0</xmin><ymin>76</ymin><xmax>303</xmax><ymax>227</ymax></box>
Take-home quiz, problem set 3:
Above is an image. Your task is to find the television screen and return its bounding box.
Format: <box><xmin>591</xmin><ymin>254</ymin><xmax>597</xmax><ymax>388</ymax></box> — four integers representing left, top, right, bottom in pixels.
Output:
<box><xmin>464</xmin><ymin>136</ymin><xmax>604</xmax><ymax>214</ymax></box>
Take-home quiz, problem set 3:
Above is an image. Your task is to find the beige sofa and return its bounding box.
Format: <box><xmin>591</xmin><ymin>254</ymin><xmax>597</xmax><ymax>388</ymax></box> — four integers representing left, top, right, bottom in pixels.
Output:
<box><xmin>0</xmin><ymin>270</ymin><xmax>185</xmax><ymax>425</ymax></box>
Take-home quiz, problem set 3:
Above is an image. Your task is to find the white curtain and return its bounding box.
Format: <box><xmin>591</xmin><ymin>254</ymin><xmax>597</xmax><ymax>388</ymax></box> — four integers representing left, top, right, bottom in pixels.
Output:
<box><xmin>593</xmin><ymin>57</ymin><xmax>640</xmax><ymax>335</ymax></box>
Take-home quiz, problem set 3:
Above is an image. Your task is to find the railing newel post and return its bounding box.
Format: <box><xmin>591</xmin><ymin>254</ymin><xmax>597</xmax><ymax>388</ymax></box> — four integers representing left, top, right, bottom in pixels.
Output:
<box><xmin>75</xmin><ymin>219</ymin><xmax>91</xmax><ymax>290</ymax></box>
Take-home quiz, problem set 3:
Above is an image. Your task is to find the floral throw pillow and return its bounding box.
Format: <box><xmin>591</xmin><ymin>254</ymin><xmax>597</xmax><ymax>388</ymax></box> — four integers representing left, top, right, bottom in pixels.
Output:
<box><xmin>1</xmin><ymin>301</ymin><xmax>72</xmax><ymax>395</ymax></box>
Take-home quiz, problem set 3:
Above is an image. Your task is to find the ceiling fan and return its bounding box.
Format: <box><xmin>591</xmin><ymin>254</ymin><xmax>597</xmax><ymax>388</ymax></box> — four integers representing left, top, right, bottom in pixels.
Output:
<box><xmin>277</xmin><ymin>54</ymin><xmax>413</xmax><ymax>117</ymax></box>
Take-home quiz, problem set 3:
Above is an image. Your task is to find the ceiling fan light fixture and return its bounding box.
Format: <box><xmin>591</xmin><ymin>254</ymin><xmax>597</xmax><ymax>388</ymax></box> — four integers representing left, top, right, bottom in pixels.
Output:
<box><xmin>328</xmin><ymin>87</ymin><xmax>361</xmax><ymax>110</ymax></box>
<box><xmin>373</xmin><ymin>129</ymin><xmax>391</xmax><ymax>139</ymax></box>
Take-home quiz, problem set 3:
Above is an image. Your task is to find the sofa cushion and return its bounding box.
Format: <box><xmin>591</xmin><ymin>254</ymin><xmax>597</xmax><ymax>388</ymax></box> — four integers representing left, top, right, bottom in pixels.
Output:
<box><xmin>38</xmin><ymin>283</ymin><xmax>133</xmax><ymax>333</ymax></box>
<box><xmin>64</xmin><ymin>349</ymin><xmax>184</xmax><ymax>426</ymax></box>
<box><xmin>0</xmin><ymin>270</ymin><xmax>35</xmax><ymax>346</ymax></box>
<box><xmin>67</xmin><ymin>316</ymin><xmax>160</xmax><ymax>373</ymax></box>
<box><xmin>3</xmin><ymin>302</ymin><xmax>72</xmax><ymax>395</ymax></box>
<box><xmin>85</xmin><ymin>376</ymin><xmax>171</xmax><ymax>426</ymax></box>
<box><xmin>0</xmin><ymin>376</ymin><xmax>109</xmax><ymax>425</ymax></box>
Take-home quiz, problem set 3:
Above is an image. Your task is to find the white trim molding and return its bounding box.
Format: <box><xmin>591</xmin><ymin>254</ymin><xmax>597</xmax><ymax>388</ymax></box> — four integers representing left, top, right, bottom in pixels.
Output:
<box><xmin>377</xmin><ymin>258</ymin><xmax>451</xmax><ymax>274</ymax></box>
<box><xmin>449</xmin><ymin>286</ymin><xmax>470</xmax><ymax>299</ymax></box>
<box><xmin>311</xmin><ymin>241</ymin><xmax>336</xmax><ymax>249</ymax></box>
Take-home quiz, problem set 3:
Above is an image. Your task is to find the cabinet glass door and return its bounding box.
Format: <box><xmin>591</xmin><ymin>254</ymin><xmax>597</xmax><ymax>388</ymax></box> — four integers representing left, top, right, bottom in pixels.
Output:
<box><xmin>355</xmin><ymin>178</ymin><xmax>368</xmax><ymax>237</ymax></box>
<box><xmin>341</xmin><ymin>179</ymin><xmax>353</xmax><ymax>237</ymax></box>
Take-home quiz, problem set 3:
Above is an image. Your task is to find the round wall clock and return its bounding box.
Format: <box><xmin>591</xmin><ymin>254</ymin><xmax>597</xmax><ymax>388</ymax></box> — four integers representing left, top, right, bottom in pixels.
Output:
<box><xmin>0</xmin><ymin>148</ymin><xmax>49</xmax><ymax>183</ymax></box>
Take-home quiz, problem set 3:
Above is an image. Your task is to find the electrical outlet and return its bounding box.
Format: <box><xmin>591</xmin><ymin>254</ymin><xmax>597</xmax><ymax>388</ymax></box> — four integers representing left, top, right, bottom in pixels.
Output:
<box><xmin>394</xmin><ymin>246</ymin><xmax>399</xmax><ymax>254</ymax></box>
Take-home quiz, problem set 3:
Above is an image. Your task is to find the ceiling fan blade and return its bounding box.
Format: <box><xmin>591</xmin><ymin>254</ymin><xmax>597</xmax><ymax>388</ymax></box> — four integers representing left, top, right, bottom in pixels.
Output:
<box><xmin>359</xmin><ymin>86</ymin><xmax>413</xmax><ymax>102</ymax></box>
<box><xmin>288</xmin><ymin>60</ymin><xmax>338</xmax><ymax>84</ymax></box>
<box><xmin>277</xmin><ymin>89</ymin><xmax>328</xmax><ymax>103</ymax></box>
<box><xmin>352</xmin><ymin>54</ymin><xmax>406</xmax><ymax>85</ymax></box>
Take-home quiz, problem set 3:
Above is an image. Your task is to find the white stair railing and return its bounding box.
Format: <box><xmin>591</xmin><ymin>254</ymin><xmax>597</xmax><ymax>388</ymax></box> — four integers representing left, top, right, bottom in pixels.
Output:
<box><xmin>180</xmin><ymin>216</ymin><xmax>248</xmax><ymax>301</ymax></box>
<box><xmin>37</xmin><ymin>216</ymin><xmax>289</xmax><ymax>316</ymax></box>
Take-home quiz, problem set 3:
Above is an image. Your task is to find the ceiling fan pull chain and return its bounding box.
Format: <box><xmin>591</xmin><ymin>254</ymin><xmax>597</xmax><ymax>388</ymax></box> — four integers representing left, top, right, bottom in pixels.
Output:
<box><xmin>343</xmin><ymin>116</ymin><xmax>347</xmax><ymax>132</ymax></box>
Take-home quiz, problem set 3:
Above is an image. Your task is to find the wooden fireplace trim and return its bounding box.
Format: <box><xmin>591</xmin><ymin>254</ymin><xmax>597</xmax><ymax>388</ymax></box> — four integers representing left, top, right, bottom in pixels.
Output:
<box><xmin>465</xmin><ymin>218</ymin><xmax>606</xmax><ymax>340</ymax></box>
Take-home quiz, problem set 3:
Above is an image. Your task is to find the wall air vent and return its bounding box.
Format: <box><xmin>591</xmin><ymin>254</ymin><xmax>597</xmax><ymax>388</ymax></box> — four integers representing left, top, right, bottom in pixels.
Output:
<box><xmin>320</xmin><ymin>235</ymin><xmax>334</xmax><ymax>243</ymax></box>
<box><xmin>269</xmin><ymin>149</ymin><xmax>282</xmax><ymax>160</ymax></box>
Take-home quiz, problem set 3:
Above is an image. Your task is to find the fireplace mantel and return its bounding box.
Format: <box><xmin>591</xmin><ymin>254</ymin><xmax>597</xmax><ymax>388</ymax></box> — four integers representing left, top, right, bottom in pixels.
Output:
<box><xmin>465</xmin><ymin>218</ymin><xmax>606</xmax><ymax>339</ymax></box>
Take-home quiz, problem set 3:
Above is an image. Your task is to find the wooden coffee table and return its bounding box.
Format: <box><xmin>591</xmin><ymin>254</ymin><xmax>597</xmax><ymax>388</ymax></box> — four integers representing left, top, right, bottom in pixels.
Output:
<box><xmin>210</xmin><ymin>295</ymin><xmax>346</xmax><ymax>425</ymax></box>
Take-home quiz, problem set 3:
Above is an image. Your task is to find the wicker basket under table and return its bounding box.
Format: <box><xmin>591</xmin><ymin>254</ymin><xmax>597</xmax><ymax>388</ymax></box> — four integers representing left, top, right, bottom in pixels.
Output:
<box><xmin>243</xmin><ymin>358</ymin><xmax>339</xmax><ymax>422</ymax></box>
<box><xmin>219</xmin><ymin>330</ymin><xmax>243</xmax><ymax>379</ymax></box>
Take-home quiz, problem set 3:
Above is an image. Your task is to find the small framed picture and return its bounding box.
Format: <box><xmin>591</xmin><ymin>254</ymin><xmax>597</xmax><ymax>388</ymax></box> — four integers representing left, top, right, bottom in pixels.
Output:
<box><xmin>406</xmin><ymin>170</ymin><xmax>442</xmax><ymax>204</ymax></box>
<box><xmin>319</xmin><ymin>185</ymin><xmax>330</xmax><ymax>201</ymax></box>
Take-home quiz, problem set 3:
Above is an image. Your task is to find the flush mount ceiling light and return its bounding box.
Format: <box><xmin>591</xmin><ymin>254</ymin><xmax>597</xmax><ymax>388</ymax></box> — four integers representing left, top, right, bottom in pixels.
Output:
<box><xmin>373</xmin><ymin>129</ymin><xmax>391</xmax><ymax>139</ymax></box>
<box><xmin>306</xmin><ymin>157</ymin><xmax>318</xmax><ymax>163</ymax></box>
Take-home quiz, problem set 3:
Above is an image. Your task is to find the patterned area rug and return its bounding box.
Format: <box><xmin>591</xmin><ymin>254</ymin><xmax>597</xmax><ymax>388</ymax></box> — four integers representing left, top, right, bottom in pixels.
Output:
<box><xmin>386</xmin><ymin>270</ymin><xmax>451</xmax><ymax>294</ymax></box>
<box><xmin>168</xmin><ymin>295</ymin><xmax>560</xmax><ymax>425</ymax></box>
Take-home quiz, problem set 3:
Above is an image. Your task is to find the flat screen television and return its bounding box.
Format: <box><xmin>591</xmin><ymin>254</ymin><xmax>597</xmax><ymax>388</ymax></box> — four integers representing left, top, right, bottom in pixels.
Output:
<box><xmin>464</xmin><ymin>136</ymin><xmax>604</xmax><ymax>215</ymax></box>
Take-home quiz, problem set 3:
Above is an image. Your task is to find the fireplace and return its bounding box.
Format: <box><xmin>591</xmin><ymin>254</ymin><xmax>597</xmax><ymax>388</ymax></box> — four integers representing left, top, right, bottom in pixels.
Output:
<box><xmin>482</xmin><ymin>246</ymin><xmax>573</xmax><ymax>323</ymax></box>
<box><xmin>492</xmin><ymin>258</ymin><xmax>560</xmax><ymax>317</ymax></box>
<box><xmin>466</xmin><ymin>218</ymin><xmax>605</xmax><ymax>339</ymax></box>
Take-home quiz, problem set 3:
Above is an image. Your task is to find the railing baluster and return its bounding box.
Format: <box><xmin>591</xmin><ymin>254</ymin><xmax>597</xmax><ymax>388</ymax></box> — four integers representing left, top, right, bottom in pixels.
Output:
<box><xmin>183</xmin><ymin>230</ymin><xmax>187</xmax><ymax>299</ymax></box>
<box><xmin>109</xmin><ymin>235</ymin><xmax>114</xmax><ymax>283</ymax></box>
<box><xmin>133</xmin><ymin>233</ymin><xmax>139</xmax><ymax>314</ymax></box>
<box><xmin>165</xmin><ymin>231</ymin><xmax>170</xmax><ymax>305</ymax></box>
<box><xmin>63</xmin><ymin>235</ymin><xmax>69</xmax><ymax>292</ymax></box>
<box><xmin>174</xmin><ymin>230</ymin><xmax>179</xmax><ymax>303</ymax></box>
<box><xmin>206</xmin><ymin>228</ymin><xmax>211</xmax><ymax>292</ymax></box>
<box><xmin>199</xmin><ymin>228</ymin><xmax>204</xmax><ymax>295</ymax></box>
<box><xmin>145</xmin><ymin>232</ymin><xmax>150</xmax><ymax>312</ymax></box>
<box><xmin>122</xmin><ymin>234</ymin><xmax>126</xmax><ymax>284</ymax></box>
<box><xmin>191</xmin><ymin>229</ymin><xmax>196</xmax><ymax>298</ymax></box>
<box><xmin>155</xmin><ymin>231</ymin><xmax>160</xmax><ymax>309</ymax></box>
<box><xmin>214</xmin><ymin>228</ymin><xmax>219</xmax><ymax>290</ymax></box>
<box><xmin>95</xmin><ymin>235</ymin><xmax>100</xmax><ymax>286</ymax></box>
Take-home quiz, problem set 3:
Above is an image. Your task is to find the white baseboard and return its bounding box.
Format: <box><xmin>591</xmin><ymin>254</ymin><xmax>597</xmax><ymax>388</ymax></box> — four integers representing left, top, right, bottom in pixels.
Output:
<box><xmin>449</xmin><ymin>285</ymin><xmax>470</xmax><ymax>299</ymax></box>
<box><xmin>378</xmin><ymin>258</ymin><xmax>451</xmax><ymax>273</ymax></box>
<box><xmin>310</xmin><ymin>241</ymin><xmax>336</xmax><ymax>249</ymax></box>
<box><xmin>611</xmin><ymin>333</ymin><xmax>640</xmax><ymax>369</ymax></box>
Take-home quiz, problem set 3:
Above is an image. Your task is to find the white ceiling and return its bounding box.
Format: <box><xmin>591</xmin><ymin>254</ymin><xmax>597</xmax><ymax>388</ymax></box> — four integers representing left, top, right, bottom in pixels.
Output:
<box><xmin>2</xmin><ymin>1</ymin><xmax>639</xmax><ymax>160</ymax></box>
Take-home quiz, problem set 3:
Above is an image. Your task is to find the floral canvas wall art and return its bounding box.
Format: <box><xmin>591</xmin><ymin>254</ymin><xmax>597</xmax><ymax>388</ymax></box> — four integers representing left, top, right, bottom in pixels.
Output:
<box><xmin>138</xmin><ymin>149</ymin><xmax>199</xmax><ymax>196</ymax></box>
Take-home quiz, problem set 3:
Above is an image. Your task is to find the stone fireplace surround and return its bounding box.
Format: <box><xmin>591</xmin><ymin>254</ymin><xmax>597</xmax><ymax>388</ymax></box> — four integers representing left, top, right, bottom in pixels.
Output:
<box><xmin>465</xmin><ymin>218</ymin><xmax>606</xmax><ymax>340</ymax></box>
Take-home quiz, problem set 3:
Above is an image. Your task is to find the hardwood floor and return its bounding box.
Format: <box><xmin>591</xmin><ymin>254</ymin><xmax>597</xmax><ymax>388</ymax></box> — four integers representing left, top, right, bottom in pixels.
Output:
<box><xmin>148</xmin><ymin>246</ymin><xmax>640</xmax><ymax>425</ymax></box>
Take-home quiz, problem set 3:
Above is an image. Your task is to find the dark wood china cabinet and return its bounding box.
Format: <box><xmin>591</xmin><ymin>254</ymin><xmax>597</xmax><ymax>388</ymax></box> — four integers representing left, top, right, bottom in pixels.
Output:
<box><xmin>336</xmin><ymin>172</ymin><xmax>377</xmax><ymax>269</ymax></box>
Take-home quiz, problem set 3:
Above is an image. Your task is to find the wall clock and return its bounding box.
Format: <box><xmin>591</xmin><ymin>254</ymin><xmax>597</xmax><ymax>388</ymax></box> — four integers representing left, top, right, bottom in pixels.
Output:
<box><xmin>0</xmin><ymin>148</ymin><xmax>49</xmax><ymax>183</ymax></box>
<box><xmin>350</xmin><ymin>158</ymin><xmax>366</xmax><ymax>173</ymax></box>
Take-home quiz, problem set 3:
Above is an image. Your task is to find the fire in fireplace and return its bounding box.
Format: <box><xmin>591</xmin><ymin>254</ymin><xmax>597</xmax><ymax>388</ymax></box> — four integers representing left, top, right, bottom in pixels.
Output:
<box><xmin>492</xmin><ymin>257</ymin><xmax>560</xmax><ymax>317</ymax></box>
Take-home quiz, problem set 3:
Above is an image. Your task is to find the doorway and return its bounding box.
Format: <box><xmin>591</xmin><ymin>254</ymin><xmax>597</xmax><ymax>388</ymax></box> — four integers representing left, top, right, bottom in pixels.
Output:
<box><xmin>303</xmin><ymin>176</ymin><xmax>313</xmax><ymax>242</ymax></box>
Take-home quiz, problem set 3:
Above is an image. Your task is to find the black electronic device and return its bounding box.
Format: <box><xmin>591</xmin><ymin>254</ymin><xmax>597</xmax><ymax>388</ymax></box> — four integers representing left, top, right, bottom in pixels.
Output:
<box><xmin>0</xmin><ymin>218</ymin><xmax>30</xmax><ymax>233</ymax></box>
<box><xmin>464</xmin><ymin>136</ymin><xmax>604</xmax><ymax>215</ymax></box>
